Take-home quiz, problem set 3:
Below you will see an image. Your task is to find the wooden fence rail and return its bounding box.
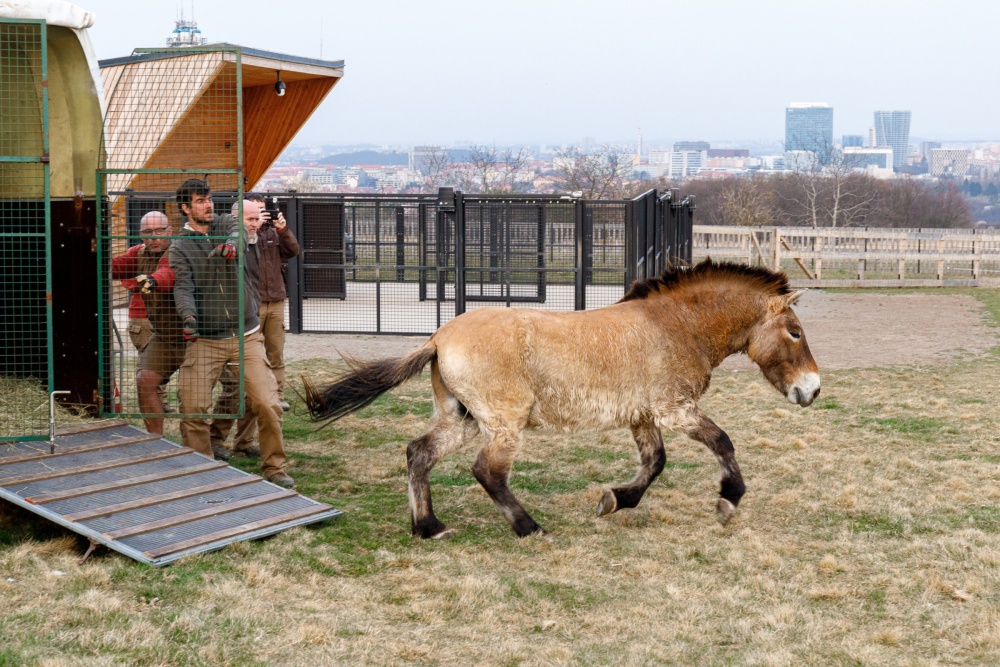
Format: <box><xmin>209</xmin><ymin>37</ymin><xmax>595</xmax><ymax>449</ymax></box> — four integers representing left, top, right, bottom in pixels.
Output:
<box><xmin>692</xmin><ymin>225</ymin><xmax>1000</xmax><ymax>288</ymax></box>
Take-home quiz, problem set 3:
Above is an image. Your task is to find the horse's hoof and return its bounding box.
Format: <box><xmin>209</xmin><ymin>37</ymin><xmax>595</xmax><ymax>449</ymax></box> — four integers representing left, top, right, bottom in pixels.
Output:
<box><xmin>597</xmin><ymin>490</ymin><xmax>618</xmax><ymax>517</ymax></box>
<box><xmin>431</xmin><ymin>528</ymin><xmax>457</xmax><ymax>540</ymax></box>
<box><xmin>716</xmin><ymin>498</ymin><xmax>737</xmax><ymax>526</ymax></box>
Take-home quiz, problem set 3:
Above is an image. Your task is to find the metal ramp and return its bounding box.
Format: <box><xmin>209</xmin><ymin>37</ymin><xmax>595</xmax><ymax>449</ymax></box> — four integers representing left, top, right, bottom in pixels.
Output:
<box><xmin>0</xmin><ymin>420</ymin><xmax>340</xmax><ymax>566</ymax></box>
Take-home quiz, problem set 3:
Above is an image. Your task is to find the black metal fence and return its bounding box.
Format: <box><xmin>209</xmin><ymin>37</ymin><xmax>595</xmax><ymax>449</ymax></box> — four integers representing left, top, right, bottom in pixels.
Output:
<box><xmin>110</xmin><ymin>188</ymin><xmax>694</xmax><ymax>336</ymax></box>
<box><xmin>280</xmin><ymin>188</ymin><xmax>693</xmax><ymax>335</ymax></box>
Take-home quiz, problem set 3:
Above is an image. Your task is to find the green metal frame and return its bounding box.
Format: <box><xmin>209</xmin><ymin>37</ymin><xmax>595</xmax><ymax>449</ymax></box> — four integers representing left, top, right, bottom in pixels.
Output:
<box><xmin>96</xmin><ymin>46</ymin><xmax>245</xmax><ymax>420</ymax></box>
<box><xmin>0</xmin><ymin>19</ymin><xmax>52</xmax><ymax>441</ymax></box>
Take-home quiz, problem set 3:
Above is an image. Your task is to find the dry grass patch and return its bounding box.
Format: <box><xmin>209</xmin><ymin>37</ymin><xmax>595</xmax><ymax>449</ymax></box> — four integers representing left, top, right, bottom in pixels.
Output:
<box><xmin>4</xmin><ymin>293</ymin><xmax>1000</xmax><ymax>664</ymax></box>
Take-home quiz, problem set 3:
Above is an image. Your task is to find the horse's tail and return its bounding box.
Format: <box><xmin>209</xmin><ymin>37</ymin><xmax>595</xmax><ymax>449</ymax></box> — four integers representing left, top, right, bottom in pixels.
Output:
<box><xmin>302</xmin><ymin>344</ymin><xmax>437</xmax><ymax>423</ymax></box>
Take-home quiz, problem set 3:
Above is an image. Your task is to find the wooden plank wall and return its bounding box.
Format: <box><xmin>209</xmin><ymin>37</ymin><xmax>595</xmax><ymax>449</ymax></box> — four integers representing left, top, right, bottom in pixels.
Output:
<box><xmin>243</xmin><ymin>76</ymin><xmax>339</xmax><ymax>187</ymax></box>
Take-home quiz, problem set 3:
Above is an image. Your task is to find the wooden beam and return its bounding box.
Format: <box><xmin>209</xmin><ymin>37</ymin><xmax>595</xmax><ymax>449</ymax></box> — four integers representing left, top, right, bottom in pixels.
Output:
<box><xmin>104</xmin><ymin>489</ymin><xmax>297</xmax><ymax>540</ymax></box>
<box><xmin>143</xmin><ymin>504</ymin><xmax>333</xmax><ymax>558</ymax></box>
<box><xmin>2</xmin><ymin>449</ymin><xmax>193</xmax><ymax>487</ymax></box>
<box><xmin>25</xmin><ymin>460</ymin><xmax>227</xmax><ymax>504</ymax></box>
<box><xmin>64</xmin><ymin>476</ymin><xmax>260</xmax><ymax>522</ymax></box>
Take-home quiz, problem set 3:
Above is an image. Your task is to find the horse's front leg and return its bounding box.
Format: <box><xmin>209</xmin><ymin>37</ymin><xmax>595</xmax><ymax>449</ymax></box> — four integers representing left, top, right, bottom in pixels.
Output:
<box><xmin>597</xmin><ymin>421</ymin><xmax>665</xmax><ymax>516</ymax></box>
<box><xmin>683</xmin><ymin>411</ymin><xmax>746</xmax><ymax>526</ymax></box>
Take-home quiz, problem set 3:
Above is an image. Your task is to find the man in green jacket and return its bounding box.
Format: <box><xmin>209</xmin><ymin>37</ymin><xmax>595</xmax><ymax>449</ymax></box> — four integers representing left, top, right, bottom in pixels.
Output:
<box><xmin>169</xmin><ymin>178</ymin><xmax>294</xmax><ymax>488</ymax></box>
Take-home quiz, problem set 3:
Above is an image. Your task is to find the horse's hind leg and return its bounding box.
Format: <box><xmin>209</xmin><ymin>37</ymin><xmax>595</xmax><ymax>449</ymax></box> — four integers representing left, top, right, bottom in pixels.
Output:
<box><xmin>597</xmin><ymin>421</ymin><xmax>666</xmax><ymax>517</ymax></box>
<box><xmin>472</xmin><ymin>429</ymin><xmax>542</xmax><ymax>537</ymax></box>
<box><xmin>684</xmin><ymin>411</ymin><xmax>745</xmax><ymax>526</ymax></box>
<box><xmin>407</xmin><ymin>420</ymin><xmax>468</xmax><ymax>539</ymax></box>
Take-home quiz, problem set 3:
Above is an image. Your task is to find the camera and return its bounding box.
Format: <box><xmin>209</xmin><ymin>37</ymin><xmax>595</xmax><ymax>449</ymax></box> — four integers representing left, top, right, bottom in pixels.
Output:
<box><xmin>262</xmin><ymin>208</ymin><xmax>280</xmax><ymax>227</ymax></box>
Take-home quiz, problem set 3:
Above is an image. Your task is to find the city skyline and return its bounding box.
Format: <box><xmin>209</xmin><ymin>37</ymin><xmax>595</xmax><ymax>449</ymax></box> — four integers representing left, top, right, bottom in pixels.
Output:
<box><xmin>76</xmin><ymin>0</ymin><xmax>1000</xmax><ymax>145</ymax></box>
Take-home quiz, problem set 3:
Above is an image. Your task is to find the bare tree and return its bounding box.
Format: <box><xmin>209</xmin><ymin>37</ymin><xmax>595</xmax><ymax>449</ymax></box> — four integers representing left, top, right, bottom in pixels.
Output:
<box><xmin>422</xmin><ymin>147</ymin><xmax>451</xmax><ymax>183</ymax></box>
<box><xmin>780</xmin><ymin>140</ymin><xmax>879</xmax><ymax>228</ymax></box>
<box><xmin>552</xmin><ymin>144</ymin><xmax>634</xmax><ymax>199</ymax></box>
<box><xmin>721</xmin><ymin>175</ymin><xmax>774</xmax><ymax>226</ymax></box>
<box><xmin>454</xmin><ymin>145</ymin><xmax>532</xmax><ymax>194</ymax></box>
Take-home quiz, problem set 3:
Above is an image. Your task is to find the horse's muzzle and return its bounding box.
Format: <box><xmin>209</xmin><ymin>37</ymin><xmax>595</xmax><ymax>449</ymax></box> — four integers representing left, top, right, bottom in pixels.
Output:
<box><xmin>787</xmin><ymin>372</ymin><xmax>821</xmax><ymax>407</ymax></box>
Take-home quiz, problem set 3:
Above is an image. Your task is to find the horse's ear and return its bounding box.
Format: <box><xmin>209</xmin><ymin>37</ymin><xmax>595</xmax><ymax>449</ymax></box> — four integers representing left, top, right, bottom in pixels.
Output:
<box><xmin>786</xmin><ymin>289</ymin><xmax>807</xmax><ymax>306</ymax></box>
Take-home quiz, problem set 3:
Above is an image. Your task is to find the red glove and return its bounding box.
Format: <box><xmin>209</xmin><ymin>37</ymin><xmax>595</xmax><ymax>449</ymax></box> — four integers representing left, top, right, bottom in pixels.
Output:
<box><xmin>183</xmin><ymin>317</ymin><xmax>199</xmax><ymax>342</ymax></box>
<box><xmin>209</xmin><ymin>243</ymin><xmax>237</xmax><ymax>260</ymax></box>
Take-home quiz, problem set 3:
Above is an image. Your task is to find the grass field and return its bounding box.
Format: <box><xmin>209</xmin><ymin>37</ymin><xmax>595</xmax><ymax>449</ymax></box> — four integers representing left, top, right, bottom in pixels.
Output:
<box><xmin>3</xmin><ymin>290</ymin><xmax>1000</xmax><ymax>666</ymax></box>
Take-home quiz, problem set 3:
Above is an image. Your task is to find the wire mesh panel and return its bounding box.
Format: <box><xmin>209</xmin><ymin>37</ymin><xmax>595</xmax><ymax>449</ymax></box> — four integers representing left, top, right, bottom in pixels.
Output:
<box><xmin>98</xmin><ymin>47</ymin><xmax>246</xmax><ymax>431</ymax></box>
<box><xmin>283</xmin><ymin>190</ymin><xmax>693</xmax><ymax>334</ymax></box>
<box><xmin>0</xmin><ymin>19</ymin><xmax>51</xmax><ymax>441</ymax></box>
<box><xmin>585</xmin><ymin>201</ymin><xmax>628</xmax><ymax>309</ymax></box>
<box><xmin>463</xmin><ymin>200</ymin><xmax>546</xmax><ymax>304</ymax></box>
<box><xmin>297</xmin><ymin>194</ymin><xmax>454</xmax><ymax>334</ymax></box>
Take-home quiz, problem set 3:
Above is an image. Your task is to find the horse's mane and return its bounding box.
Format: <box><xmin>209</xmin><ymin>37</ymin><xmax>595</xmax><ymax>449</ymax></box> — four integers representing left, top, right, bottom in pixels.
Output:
<box><xmin>619</xmin><ymin>258</ymin><xmax>791</xmax><ymax>303</ymax></box>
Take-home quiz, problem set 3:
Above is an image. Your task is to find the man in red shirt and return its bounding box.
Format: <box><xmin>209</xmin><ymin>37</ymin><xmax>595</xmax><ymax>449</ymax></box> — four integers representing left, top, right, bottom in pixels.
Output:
<box><xmin>111</xmin><ymin>211</ymin><xmax>186</xmax><ymax>434</ymax></box>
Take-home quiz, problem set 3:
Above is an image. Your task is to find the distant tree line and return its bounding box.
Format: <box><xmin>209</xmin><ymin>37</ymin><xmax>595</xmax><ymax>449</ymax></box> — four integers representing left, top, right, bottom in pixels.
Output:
<box><xmin>356</xmin><ymin>143</ymin><xmax>979</xmax><ymax>228</ymax></box>
<box><xmin>676</xmin><ymin>174</ymin><xmax>972</xmax><ymax>229</ymax></box>
<box><xmin>956</xmin><ymin>178</ymin><xmax>1000</xmax><ymax>225</ymax></box>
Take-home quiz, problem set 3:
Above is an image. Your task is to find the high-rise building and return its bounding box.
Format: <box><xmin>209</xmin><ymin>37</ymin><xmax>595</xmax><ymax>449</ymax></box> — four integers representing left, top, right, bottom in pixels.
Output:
<box><xmin>920</xmin><ymin>141</ymin><xmax>942</xmax><ymax>159</ymax></box>
<box><xmin>673</xmin><ymin>141</ymin><xmax>710</xmax><ymax>152</ymax></box>
<box><xmin>843</xmin><ymin>147</ymin><xmax>894</xmax><ymax>178</ymax></box>
<box><xmin>929</xmin><ymin>148</ymin><xmax>969</xmax><ymax>176</ymax></box>
<box><xmin>873</xmin><ymin>110</ymin><xmax>911</xmax><ymax>171</ymax></box>
<box><xmin>785</xmin><ymin>103</ymin><xmax>833</xmax><ymax>157</ymax></box>
<box><xmin>842</xmin><ymin>135</ymin><xmax>864</xmax><ymax>148</ymax></box>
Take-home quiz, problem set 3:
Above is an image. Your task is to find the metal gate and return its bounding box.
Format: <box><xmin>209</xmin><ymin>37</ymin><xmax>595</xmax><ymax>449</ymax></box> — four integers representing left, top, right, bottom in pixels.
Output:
<box><xmin>626</xmin><ymin>188</ymin><xmax>695</xmax><ymax>283</ymax></box>
<box><xmin>463</xmin><ymin>198</ymin><xmax>548</xmax><ymax>304</ymax></box>
<box><xmin>0</xmin><ymin>19</ymin><xmax>52</xmax><ymax>441</ymax></box>
<box><xmin>98</xmin><ymin>47</ymin><xmax>245</xmax><ymax>419</ymax></box>
<box><xmin>283</xmin><ymin>189</ymin><xmax>694</xmax><ymax>335</ymax></box>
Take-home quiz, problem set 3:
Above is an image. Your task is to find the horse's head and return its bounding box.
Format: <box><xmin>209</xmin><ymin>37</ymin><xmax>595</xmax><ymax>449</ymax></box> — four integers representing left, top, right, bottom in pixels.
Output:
<box><xmin>747</xmin><ymin>289</ymin><xmax>820</xmax><ymax>407</ymax></box>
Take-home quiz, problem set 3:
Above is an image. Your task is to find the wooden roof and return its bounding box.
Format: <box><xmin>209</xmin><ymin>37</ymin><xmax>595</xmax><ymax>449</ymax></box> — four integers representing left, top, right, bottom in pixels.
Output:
<box><xmin>99</xmin><ymin>46</ymin><xmax>343</xmax><ymax>191</ymax></box>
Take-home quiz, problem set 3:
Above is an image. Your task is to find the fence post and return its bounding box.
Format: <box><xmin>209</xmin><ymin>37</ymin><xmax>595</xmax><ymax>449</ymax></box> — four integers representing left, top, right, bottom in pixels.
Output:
<box><xmin>972</xmin><ymin>235</ymin><xmax>980</xmax><ymax>280</ymax></box>
<box><xmin>624</xmin><ymin>198</ymin><xmax>637</xmax><ymax>289</ymax></box>
<box><xmin>936</xmin><ymin>238</ymin><xmax>944</xmax><ymax>280</ymax></box>
<box><xmin>682</xmin><ymin>195</ymin><xmax>694</xmax><ymax>264</ymax></box>
<box><xmin>396</xmin><ymin>206</ymin><xmax>406</xmax><ymax>282</ymax></box>
<box><xmin>772</xmin><ymin>228</ymin><xmax>781</xmax><ymax>271</ymax></box>
<box><xmin>814</xmin><ymin>235</ymin><xmax>823</xmax><ymax>279</ymax></box>
<box><xmin>455</xmin><ymin>191</ymin><xmax>466</xmax><ymax>316</ymax></box>
<box><xmin>418</xmin><ymin>202</ymin><xmax>427</xmax><ymax>301</ymax></box>
<box><xmin>286</xmin><ymin>195</ymin><xmax>303</xmax><ymax>334</ymax></box>
<box><xmin>574</xmin><ymin>200</ymin><xmax>585</xmax><ymax>311</ymax></box>
<box><xmin>537</xmin><ymin>203</ymin><xmax>546</xmax><ymax>304</ymax></box>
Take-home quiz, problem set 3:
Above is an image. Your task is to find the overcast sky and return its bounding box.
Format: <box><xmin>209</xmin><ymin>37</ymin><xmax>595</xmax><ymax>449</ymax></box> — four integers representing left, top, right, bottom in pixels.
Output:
<box><xmin>77</xmin><ymin>0</ymin><xmax>999</xmax><ymax>148</ymax></box>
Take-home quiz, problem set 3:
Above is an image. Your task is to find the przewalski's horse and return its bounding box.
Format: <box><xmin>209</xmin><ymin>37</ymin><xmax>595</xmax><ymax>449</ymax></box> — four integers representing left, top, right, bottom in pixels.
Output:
<box><xmin>303</xmin><ymin>259</ymin><xmax>820</xmax><ymax>539</ymax></box>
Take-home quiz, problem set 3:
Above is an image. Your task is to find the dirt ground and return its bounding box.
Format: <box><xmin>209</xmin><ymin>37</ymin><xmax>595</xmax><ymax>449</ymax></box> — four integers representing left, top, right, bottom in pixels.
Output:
<box><xmin>283</xmin><ymin>290</ymin><xmax>998</xmax><ymax>371</ymax></box>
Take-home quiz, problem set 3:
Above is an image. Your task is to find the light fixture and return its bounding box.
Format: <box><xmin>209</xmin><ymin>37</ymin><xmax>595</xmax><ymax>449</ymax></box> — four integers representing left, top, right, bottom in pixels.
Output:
<box><xmin>274</xmin><ymin>71</ymin><xmax>286</xmax><ymax>97</ymax></box>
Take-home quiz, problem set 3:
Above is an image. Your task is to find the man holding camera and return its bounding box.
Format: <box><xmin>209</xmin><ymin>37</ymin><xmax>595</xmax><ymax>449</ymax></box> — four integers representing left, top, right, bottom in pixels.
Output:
<box><xmin>169</xmin><ymin>179</ymin><xmax>294</xmax><ymax>488</ymax></box>
<box><xmin>209</xmin><ymin>194</ymin><xmax>299</xmax><ymax>460</ymax></box>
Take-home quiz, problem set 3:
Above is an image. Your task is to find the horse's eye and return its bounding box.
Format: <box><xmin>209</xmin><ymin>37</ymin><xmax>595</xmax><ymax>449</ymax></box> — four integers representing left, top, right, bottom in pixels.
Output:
<box><xmin>789</xmin><ymin>330</ymin><xmax>801</xmax><ymax>341</ymax></box>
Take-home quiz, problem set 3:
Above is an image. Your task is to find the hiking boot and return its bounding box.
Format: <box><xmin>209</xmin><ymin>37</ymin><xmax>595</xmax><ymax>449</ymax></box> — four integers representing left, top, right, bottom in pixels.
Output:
<box><xmin>266</xmin><ymin>471</ymin><xmax>295</xmax><ymax>489</ymax></box>
<box><xmin>279</xmin><ymin>400</ymin><xmax>291</xmax><ymax>412</ymax></box>
<box><xmin>211</xmin><ymin>443</ymin><xmax>232</xmax><ymax>462</ymax></box>
<box><xmin>234</xmin><ymin>445</ymin><xmax>260</xmax><ymax>459</ymax></box>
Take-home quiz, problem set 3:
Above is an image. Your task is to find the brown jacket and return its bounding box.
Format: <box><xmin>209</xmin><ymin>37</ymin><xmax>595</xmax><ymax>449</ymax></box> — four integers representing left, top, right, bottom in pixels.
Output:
<box><xmin>255</xmin><ymin>223</ymin><xmax>299</xmax><ymax>302</ymax></box>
